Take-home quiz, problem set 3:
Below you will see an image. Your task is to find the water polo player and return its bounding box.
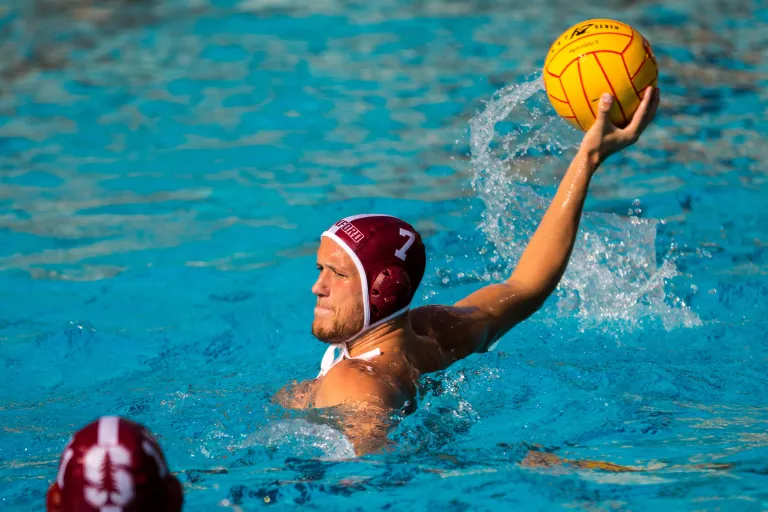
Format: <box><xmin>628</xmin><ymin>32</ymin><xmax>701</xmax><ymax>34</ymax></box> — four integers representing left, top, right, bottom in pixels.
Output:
<box><xmin>47</xmin><ymin>416</ymin><xmax>182</xmax><ymax>512</ymax></box>
<box><xmin>277</xmin><ymin>87</ymin><xmax>661</xmax><ymax>454</ymax></box>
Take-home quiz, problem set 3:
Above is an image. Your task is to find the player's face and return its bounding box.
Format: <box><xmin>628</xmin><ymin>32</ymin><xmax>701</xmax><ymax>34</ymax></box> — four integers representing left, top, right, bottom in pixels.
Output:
<box><xmin>312</xmin><ymin>238</ymin><xmax>365</xmax><ymax>343</ymax></box>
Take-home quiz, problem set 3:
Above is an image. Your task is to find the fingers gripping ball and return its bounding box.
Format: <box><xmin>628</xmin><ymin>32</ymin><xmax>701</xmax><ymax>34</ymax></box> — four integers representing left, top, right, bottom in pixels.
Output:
<box><xmin>543</xmin><ymin>19</ymin><xmax>658</xmax><ymax>131</ymax></box>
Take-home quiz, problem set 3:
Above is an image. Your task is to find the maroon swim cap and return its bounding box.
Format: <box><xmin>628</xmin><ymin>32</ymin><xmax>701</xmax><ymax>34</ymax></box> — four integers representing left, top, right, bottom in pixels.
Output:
<box><xmin>47</xmin><ymin>416</ymin><xmax>182</xmax><ymax>512</ymax></box>
<box><xmin>322</xmin><ymin>214</ymin><xmax>426</xmax><ymax>338</ymax></box>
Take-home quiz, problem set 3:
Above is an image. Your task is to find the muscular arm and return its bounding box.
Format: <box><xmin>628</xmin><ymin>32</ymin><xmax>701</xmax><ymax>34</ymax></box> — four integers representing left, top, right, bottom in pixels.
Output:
<box><xmin>412</xmin><ymin>152</ymin><xmax>594</xmax><ymax>361</ymax></box>
<box><xmin>420</xmin><ymin>88</ymin><xmax>660</xmax><ymax>362</ymax></box>
<box><xmin>455</xmin><ymin>146</ymin><xmax>596</xmax><ymax>341</ymax></box>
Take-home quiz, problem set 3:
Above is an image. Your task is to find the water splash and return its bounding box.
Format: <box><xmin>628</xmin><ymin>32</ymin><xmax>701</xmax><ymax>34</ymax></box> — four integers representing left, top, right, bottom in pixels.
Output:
<box><xmin>468</xmin><ymin>74</ymin><xmax>700</xmax><ymax>330</ymax></box>
<box><xmin>245</xmin><ymin>419</ymin><xmax>356</xmax><ymax>460</ymax></box>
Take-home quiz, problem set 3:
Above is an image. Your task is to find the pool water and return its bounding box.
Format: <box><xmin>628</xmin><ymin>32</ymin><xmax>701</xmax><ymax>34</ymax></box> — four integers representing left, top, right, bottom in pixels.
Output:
<box><xmin>2</xmin><ymin>0</ymin><xmax>768</xmax><ymax>510</ymax></box>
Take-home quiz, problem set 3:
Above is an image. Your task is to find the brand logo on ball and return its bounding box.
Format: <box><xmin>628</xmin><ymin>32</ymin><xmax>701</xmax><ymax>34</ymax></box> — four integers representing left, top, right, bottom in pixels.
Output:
<box><xmin>83</xmin><ymin>444</ymin><xmax>135</xmax><ymax>507</ymax></box>
<box><xmin>336</xmin><ymin>220</ymin><xmax>365</xmax><ymax>243</ymax></box>
<box><xmin>570</xmin><ymin>23</ymin><xmax>593</xmax><ymax>39</ymax></box>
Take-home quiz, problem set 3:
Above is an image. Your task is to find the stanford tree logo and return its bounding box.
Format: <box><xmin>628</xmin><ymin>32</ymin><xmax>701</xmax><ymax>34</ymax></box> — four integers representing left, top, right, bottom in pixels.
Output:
<box><xmin>83</xmin><ymin>444</ymin><xmax>135</xmax><ymax>507</ymax></box>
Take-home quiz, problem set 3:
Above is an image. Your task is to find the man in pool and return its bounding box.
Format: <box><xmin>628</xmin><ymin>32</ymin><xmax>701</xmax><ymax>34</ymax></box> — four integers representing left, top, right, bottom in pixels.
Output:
<box><xmin>277</xmin><ymin>88</ymin><xmax>661</xmax><ymax>456</ymax></box>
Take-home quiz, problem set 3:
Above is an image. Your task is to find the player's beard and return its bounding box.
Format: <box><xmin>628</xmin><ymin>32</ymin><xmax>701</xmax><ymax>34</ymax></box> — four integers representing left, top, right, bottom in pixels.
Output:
<box><xmin>311</xmin><ymin>300</ymin><xmax>365</xmax><ymax>343</ymax></box>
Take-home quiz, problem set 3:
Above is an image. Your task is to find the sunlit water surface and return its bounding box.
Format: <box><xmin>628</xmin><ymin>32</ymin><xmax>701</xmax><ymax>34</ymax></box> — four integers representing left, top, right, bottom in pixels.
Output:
<box><xmin>1</xmin><ymin>0</ymin><xmax>767</xmax><ymax>510</ymax></box>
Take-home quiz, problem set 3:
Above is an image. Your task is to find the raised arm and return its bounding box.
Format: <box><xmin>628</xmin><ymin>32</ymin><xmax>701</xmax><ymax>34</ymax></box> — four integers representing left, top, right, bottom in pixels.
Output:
<box><xmin>419</xmin><ymin>88</ymin><xmax>660</xmax><ymax>360</ymax></box>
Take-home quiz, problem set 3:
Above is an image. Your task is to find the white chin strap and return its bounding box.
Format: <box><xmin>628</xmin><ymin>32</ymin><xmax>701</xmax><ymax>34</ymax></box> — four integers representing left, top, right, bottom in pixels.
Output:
<box><xmin>318</xmin><ymin>343</ymin><xmax>381</xmax><ymax>378</ymax></box>
<box><xmin>315</xmin><ymin>302</ymin><xmax>410</xmax><ymax>379</ymax></box>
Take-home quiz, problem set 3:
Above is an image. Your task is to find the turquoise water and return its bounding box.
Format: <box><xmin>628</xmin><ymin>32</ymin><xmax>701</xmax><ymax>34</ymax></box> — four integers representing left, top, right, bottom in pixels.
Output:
<box><xmin>2</xmin><ymin>0</ymin><xmax>768</xmax><ymax>509</ymax></box>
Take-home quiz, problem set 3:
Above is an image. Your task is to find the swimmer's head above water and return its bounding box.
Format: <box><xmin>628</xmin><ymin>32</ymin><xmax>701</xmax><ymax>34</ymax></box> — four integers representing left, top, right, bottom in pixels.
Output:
<box><xmin>47</xmin><ymin>416</ymin><xmax>182</xmax><ymax>512</ymax></box>
<box><xmin>312</xmin><ymin>214</ymin><xmax>426</xmax><ymax>343</ymax></box>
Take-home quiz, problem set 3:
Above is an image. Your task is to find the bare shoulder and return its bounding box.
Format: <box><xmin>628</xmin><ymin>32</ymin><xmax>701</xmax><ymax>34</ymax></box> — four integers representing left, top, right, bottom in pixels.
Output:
<box><xmin>314</xmin><ymin>359</ymin><xmax>407</xmax><ymax>409</ymax></box>
<box><xmin>410</xmin><ymin>304</ymin><xmax>490</xmax><ymax>363</ymax></box>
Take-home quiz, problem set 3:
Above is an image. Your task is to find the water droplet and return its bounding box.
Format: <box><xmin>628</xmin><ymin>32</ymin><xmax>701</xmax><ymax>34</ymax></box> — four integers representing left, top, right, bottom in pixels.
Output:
<box><xmin>465</xmin><ymin>72</ymin><xmax>699</xmax><ymax>331</ymax></box>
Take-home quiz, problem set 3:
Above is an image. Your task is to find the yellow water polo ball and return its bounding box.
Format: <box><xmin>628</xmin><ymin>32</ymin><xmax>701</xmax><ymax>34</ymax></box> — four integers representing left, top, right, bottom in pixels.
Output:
<box><xmin>543</xmin><ymin>18</ymin><xmax>659</xmax><ymax>131</ymax></box>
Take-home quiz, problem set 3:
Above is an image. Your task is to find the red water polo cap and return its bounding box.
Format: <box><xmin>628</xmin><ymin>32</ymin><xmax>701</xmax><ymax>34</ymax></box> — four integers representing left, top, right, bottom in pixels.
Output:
<box><xmin>322</xmin><ymin>214</ymin><xmax>426</xmax><ymax>340</ymax></box>
<box><xmin>48</xmin><ymin>416</ymin><xmax>181</xmax><ymax>512</ymax></box>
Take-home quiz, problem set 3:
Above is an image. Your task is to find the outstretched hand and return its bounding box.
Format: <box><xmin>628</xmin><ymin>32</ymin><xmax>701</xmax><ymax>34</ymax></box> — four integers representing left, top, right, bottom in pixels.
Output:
<box><xmin>581</xmin><ymin>86</ymin><xmax>660</xmax><ymax>168</ymax></box>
